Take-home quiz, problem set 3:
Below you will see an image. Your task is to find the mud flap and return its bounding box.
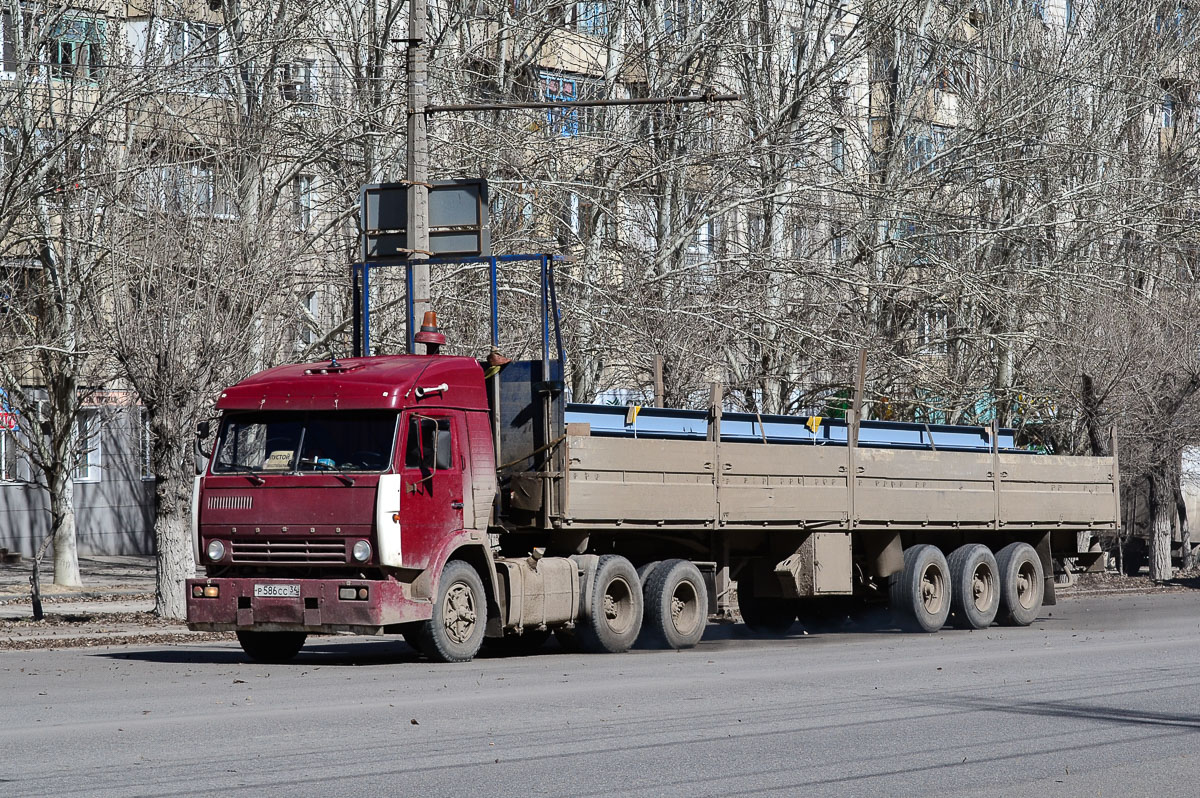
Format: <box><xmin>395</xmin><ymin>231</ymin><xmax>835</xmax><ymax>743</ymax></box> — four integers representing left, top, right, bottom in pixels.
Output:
<box><xmin>1036</xmin><ymin>533</ymin><xmax>1056</xmax><ymax>606</ymax></box>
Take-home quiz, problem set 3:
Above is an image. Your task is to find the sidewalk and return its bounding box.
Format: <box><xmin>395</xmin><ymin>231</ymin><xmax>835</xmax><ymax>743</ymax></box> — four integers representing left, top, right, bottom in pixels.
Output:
<box><xmin>0</xmin><ymin>555</ymin><xmax>230</xmax><ymax>650</ymax></box>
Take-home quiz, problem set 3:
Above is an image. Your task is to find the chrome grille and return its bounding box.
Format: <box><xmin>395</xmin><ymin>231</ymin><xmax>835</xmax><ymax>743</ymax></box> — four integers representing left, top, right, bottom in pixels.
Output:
<box><xmin>230</xmin><ymin>538</ymin><xmax>346</xmax><ymax>564</ymax></box>
<box><xmin>208</xmin><ymin>495</ymin><xmax>253</xmax><ymax>510</ymax></box>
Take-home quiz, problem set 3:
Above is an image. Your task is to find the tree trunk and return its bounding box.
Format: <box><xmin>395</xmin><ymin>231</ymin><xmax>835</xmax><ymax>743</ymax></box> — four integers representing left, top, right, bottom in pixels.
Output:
<box><xmin>154</xmin><ymin>433</ymin><xmax>196</xmax><ymax>620</ymax></box>
<box><xmin>155</xmin><ymin>509</ymin><xmax>193</xmax><ymax>619</ymax></box>
<box><xmin>48</xmin><ymin>475</ymin><xmax>82</xmax><ymax>587</ymax></box>
<box><xmin>1147</xmin><ymin>466</ymin><xmax>1175</xmax><ymax>581</ymax></box>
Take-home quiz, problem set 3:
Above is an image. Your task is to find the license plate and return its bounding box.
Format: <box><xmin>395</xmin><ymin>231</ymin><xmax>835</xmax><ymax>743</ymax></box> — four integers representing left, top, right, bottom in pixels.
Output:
<box><xmin>254</xmin><ymin>583</ymin><xmax>300</xmax><ymax>598</ymax></box>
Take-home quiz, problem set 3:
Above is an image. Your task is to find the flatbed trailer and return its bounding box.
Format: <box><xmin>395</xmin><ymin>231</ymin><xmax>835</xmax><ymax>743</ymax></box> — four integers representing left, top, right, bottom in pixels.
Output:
<box><xmin>187</xmin><ymin>256</ymin><xmax>1119</xmax><ymax>662</ymax></box>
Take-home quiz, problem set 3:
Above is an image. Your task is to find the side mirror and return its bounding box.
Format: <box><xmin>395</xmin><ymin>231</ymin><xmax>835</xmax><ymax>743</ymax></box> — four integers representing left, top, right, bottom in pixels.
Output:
<box><xmin>194</xmin><ymin>420</ymin><xmax>213</xmax><ymax>475</ymax></box>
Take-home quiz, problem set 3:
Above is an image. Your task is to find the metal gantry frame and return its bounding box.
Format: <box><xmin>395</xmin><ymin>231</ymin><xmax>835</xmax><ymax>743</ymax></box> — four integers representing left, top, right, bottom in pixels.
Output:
<box><xmin>350</xmin><ymin>254</ymin><xmax>567</xmax><ymax>372</ymax></box>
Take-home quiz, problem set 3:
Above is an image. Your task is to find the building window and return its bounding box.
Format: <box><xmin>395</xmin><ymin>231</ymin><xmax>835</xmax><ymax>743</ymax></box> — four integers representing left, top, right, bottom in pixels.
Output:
<box><xmin>904</xmin><ymin>125</ymin><xmax>951</xmax><ymax>174</ymax></box>
<box><xmin>165</xmin><ymin>21</ymin><xmax>218</xmax><ymax>68</ymax></box>
<box><xmin>541</xmin><ymin>72</ymin><xmax>579</xmax><ymax>137</ymax></box>
<box><xmin>831</xmin><ymin>222</ymin><xmax>846</xmax><ymax>260</ymax></box>
<box><xmin>281</xmin><ymin>59</ymin><xmax>317</xmax><ymax>103</ymax></box>
<box><xmin>47</xmin><ymin>17</ymin><xmax>105</xmax><ymax>80</ymax></box>
<box><xmin>576</xmin><ymin>0</ymin><xmax>608</xmax><ymax>36</ymax></box>
<box><xmin>666</xmin><ymin>0</ymin><xmax>702</xmax><ymax>37</ymax></box>
<box><xmin>1163</xmin><ymin>94</ymin><xmax>1177</xmax><ymax>129</ymax></box>
<box><xmin>920</xmin><ymin>309</ymin><xmax>949</xmax><ymax>355</ymax></box>
<box><xmin>831</xmin><ymin>128</ymin><xmax>846</xmax><ymax>173</ymax></box>
<box><xmin>293</xmin><ymin>174</ymin><xmax>315</xmax><ymax>228</ymax></box>
<box><xmin>74</xmin><ymin>409</ymin><xmax>101</xmax><ymax>483</ymax></box>
<box><xmin>299</xmin><ymin>290</ymin><xmax>319</xmax><ymax>347</ymax></box>
<box><xmin>134</xmin><ymin>157</ymin><xmax>235</xmax><ymax>219</ymax></box>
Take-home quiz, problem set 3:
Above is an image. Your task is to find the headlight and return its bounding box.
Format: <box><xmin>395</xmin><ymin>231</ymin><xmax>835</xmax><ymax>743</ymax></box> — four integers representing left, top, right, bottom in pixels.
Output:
<box><xmin>206</xmin><ymin>539</ymin><xmax>227</xmax><ymax>562</ymax></box>
<box><xmin>352</xmin><ymin>540</ymin><xmax>372</xmax><ymax>563</ymax></box>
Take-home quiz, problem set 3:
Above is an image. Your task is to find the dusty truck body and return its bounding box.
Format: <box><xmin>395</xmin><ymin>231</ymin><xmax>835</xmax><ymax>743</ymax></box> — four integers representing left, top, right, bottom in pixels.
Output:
<box><xmin>187</xmin><ymin>332</ymin><xmax>1121</xmax><ymax>662</ymax></box>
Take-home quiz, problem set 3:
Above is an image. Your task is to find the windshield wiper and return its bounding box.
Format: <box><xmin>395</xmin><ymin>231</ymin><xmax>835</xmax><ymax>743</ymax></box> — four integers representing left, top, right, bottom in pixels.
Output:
<box><xmin>214</xmin><ymin>465</ymin><xmax>266</xmax><ymax>485</ymax></box>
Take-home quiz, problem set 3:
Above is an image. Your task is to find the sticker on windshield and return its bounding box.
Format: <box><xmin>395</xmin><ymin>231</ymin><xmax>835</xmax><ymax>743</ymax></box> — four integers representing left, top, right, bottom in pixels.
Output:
<box><xmin>263</xmin><ymin>450</ymin><xmax>294</xmax><ymax>471</ymax></box>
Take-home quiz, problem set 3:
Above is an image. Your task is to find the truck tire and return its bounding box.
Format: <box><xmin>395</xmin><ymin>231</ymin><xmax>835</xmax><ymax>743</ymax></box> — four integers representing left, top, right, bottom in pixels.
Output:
<box><xmin>890</xmin><ymin>545</ymin><xmax>951</xmax><ymax>633</ymax></box>
<box><xmin>996</xmin><ymin>542</ymin><xmax>1044</xmax><ymax>627</ymax></box>
<box><xmin>947</xmin><ymin>544</ymin><xmax>1000</xmax><ymax>630</ymax></box>
<box><xmin>578</xmin><ymin>554</ymin><xmax>643</xmax><ymax>653</ymax></box>
<box><xmin>637</xmin><ymin>560</ymin><xmax>662</xmax><ymax>585</ymax></box>
<box><xmin>641</xmin><ymin>559</ymin><xmax>709</xmax><ymax>650</ymax></box>
<box><xmin>417</xmin><ymin>559</ymin><xmax>487</xmax><ymax>663</ymax></box>
<box><xmin>736</xmin><ymin>572</ymin><xmax>796</xmax><ymax>634</ymax></box>
<box><xmin>236</xmin><ymin>630</ymin><xmax>307</xmax><ymax>663</ymax></box>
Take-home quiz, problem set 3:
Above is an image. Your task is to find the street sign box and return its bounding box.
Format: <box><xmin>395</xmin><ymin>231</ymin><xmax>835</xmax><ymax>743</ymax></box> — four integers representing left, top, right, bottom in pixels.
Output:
<box><xmin>361</xmin><ymin>179</ymin><xmax>490</xmax><ymax>258</ymax></box>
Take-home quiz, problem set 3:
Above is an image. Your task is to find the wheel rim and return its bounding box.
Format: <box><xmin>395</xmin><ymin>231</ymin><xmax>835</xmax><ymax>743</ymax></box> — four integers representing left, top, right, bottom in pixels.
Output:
<box><xmin>1016</xmin><ymin>560</ymin><xmax>1038</xmax><ymax>610</ymax></box>
<box><xmin>443</xmin><ymin>580</ymin><xmax>478</xmax><ymax>644</ymax></box>
<box><xmin>670</xmin><ymin>579</ymin><xmax>702</xmax><ymax>636</ymax></box>
<box><xmin>971</xmin><ymin>562</ymin><xmax>995</xmax><ymax>613</ymax></box>
<box><xmin>601</xmin><ymin>576</ymin><xmax>635</xmax><ymax>635</ymax></box>
<box><xmin>920</xmin><ymin>563</ymin><xmax>946</xmax><ymax>615</ymax></box>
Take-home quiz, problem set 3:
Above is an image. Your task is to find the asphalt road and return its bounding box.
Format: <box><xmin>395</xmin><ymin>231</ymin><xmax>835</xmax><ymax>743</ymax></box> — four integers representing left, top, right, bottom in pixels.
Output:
<box><xmin>2</xmin><ymin>591</ymin><xmax>1199</xmax><ymax>798</ymax></box>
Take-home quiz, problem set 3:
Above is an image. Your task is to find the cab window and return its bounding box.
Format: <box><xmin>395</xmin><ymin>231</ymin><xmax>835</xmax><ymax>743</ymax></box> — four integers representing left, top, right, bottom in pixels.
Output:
<box><xmin>404</xmin><ymin>417</ymin><xmax>452</xmax><ymax>471</ymax></box>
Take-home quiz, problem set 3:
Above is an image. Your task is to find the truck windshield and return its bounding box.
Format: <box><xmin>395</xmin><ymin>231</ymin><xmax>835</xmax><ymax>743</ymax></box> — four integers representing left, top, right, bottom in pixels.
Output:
<box><xmin>212</xmin><ymin>411</ymin><xmax>398</xmax><ymax>474</ymax></box>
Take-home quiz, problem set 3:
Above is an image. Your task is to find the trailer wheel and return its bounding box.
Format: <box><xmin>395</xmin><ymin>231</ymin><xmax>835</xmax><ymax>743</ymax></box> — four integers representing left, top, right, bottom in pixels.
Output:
<box><xmin>578</xmin><ymin>555</ymin><xmax>643</xmax><ymax>653</ymax></box>
<box><xmin>236</xmin><ymin>631</ymin><xmax>307</xmax><ymax>663</ymax></box>
<box><xmin>996</xmin><ymin>542</ymin><xmax>1044</xmax><ymax>627</ymax></box>
<box><xmin>947</xmin><ymin>544</ymin><xmax>1000</xmax><ymax>630</ymax></box>
<box><xmin>736</xmin><ymin>573</ymin><xmax>796</xmax><ymax>635</ymax></box>
<box><xmin>890</xmin><ymin>545</ymin><xmax>951</xmax><ymax>633</ymax></box>
<box><xmin>641</xmin><ymin>559</ymin><xmax>708</xmax><ymax>650</ymax></box>
<box><xmin>417</xmin><ymin>559</ymin><xmax>487</xmax><ymax>662</ymax></box>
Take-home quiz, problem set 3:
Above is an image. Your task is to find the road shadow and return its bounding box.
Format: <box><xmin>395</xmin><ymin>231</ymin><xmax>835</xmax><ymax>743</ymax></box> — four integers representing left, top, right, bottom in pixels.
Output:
<box><xmin>96</xmin><ymin>637</ymin><xmax>426</xmax><ymax>666</ymax></box>
<box><xmin>93</xmin><ymin>602</ymin><xmax>1063</xmax><ymax>665</ymax></box>
<box><xmin>926</xmin><ymin>693</ymin><xmax>1200</xmax><ymax>731</ymax></box>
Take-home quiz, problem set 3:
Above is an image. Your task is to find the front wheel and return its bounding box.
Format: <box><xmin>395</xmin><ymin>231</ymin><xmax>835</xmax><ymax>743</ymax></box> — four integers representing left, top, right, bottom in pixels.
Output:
<box><xmin>890</xmin><ymin>545</ymin><xmax>951</xmax><ymax>633</ymax></box>
<box><xmin>236</xmin><ymin>630</ymin><xmax>307</xmax><ymax>663</ymax></box>
<box><xmin>418</xmin><ymin>560</ymin><xmax>488</xmax><ymax>662</ymax></box>
<box><xmin>578</xmin><ymin>555</ymin><xmax>643</xmax><ymax>653</ymax></box>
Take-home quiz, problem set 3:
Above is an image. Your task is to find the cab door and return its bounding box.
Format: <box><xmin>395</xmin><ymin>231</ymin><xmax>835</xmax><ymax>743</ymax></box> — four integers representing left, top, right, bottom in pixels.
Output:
<box><xmin>398</xmin><ymin>410</ymin><xmax>465</xmax><ymax>570</ymax></box>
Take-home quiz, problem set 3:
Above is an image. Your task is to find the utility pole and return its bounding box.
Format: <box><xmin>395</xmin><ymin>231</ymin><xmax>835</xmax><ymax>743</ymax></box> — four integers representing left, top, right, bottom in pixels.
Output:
<box><xmin>406</xmin><ymin>0</ymin><xmax>430</xmax><ymax>351</ymax></box>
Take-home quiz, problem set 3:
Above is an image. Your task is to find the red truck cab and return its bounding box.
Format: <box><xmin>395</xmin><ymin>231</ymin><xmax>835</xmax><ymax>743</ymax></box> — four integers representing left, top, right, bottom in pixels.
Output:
<box><xmin>187</xmin><ymin>354</ymin><xmax>499</xmax><ymax>660</ymax></box>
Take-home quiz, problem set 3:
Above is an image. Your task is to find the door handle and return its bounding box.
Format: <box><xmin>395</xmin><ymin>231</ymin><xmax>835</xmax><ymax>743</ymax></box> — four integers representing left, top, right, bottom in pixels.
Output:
<box><xmin>451</xmin><ymin>501</ymin><xmax>464</xmax><ymax>509</ymax></box>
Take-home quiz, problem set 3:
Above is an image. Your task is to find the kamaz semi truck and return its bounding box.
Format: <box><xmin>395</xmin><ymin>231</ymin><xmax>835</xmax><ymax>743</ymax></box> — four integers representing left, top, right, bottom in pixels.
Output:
<box><xmin>187</xmin><ymin>260</ymin><xmax>1120</xmax><ymax>663</ymax></box>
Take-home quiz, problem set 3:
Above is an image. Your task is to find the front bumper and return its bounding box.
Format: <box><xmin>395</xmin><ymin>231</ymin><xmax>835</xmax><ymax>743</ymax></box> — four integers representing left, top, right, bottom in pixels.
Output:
<box><xmin>186</xmin><ymin>576</ymin><xmax>432</xmax><ymax>634</ymax></box>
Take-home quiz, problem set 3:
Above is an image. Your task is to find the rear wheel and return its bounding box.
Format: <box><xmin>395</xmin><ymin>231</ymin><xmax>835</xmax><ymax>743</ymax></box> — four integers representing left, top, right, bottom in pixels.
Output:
<box><xmin>890</xmin><ymin>545</ymin><xmax>951</xmax><ymax>632</ymax></box>
<box><xmin>236</xmin><ymin>631</ymin><xmax>307</xmax><ymax>663</ymax></box>
<box><xmin>417</xmin><ymin>560</ymin><xmax>487</xmax><ymax>662</ymax></box>
<box><xmin>996</xmin><ymin>542</ymin><xmax>1044</xmax><ymax>627</ymax></box>
<box><xmin>947</xmin><ymin>544</ymin><xmax>1000</xmax><ymax>630</ymax></box>
<box><xmin>737</xmin><ymin>571</ymin><xmax>796</xmax><ymax>634</ymax></box>
<box><xmin>578</xmin><ymin>555</ymin><xmax>643</xmax><ymax>653</ymax></box>
<box><xmin>641</xmin><ymin>559</ymin><xmax>708</xmax><ymax>649</ymax></box>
